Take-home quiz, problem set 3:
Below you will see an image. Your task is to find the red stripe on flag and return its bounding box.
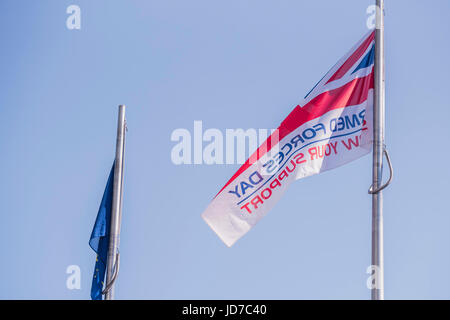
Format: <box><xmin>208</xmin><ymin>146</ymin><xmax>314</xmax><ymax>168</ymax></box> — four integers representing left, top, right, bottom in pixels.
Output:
<box><xmin>215</xmin><ymin>70</ymin><xmax>374</xmax><ymax>197</ymax></box>
<box><xmin>325</xmin><ymin>31</ymin><xmax>375</xmax><ymax>84</ymax></box>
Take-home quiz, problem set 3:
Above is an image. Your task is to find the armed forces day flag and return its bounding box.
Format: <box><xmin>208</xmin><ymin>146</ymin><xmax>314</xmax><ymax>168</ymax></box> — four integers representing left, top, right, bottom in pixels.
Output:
<box><xmin>202</xmin><ymin>30</ymin><xmax>376</xmax><ymax>247</ymax></box>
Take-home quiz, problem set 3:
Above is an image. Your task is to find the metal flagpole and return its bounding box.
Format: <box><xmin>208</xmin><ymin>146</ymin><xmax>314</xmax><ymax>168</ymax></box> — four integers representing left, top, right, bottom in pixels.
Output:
<box><xmin>371</xmin><ymin>0</ymin><xmax>385</xmax><ymax>300</ymax></box>
<box><xmin>105</xmin><ymin>105</ymin><xmax>127</xmax><ymax>300</ymax></box>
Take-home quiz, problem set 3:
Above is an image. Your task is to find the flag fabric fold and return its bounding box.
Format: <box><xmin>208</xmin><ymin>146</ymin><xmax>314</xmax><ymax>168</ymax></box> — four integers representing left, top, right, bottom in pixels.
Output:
<box><xmin>202</xmin><ymin>30</ymin><xmax>375</xmax><ymax>247</ymax></box>
<box><xmin>89</xmin><ymin>163</ymin><xmax>114</xmax><ymax>300</ymax></box>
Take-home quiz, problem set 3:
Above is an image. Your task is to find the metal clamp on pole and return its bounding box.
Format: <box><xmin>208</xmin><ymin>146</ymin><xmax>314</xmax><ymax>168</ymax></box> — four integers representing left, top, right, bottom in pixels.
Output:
<box><xmin>368</xmin><ymin>148</ymin><xmax>393</xmax><ymax>194</ymax></box>
<box><xmin>102</xmin><ymin>252</ymin><xmax>120</xmax><ymax>295</ymax></box>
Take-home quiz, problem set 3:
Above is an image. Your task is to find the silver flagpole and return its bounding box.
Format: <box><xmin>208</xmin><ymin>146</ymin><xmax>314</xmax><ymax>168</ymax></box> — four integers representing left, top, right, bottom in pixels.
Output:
<box><xmin>105</xmin><ymin>105</ymin><xmax>127</xmax><ymax>300</ymax></box>
<box><xmin>372</xmin><ymin>0</ymin><xmax>385</xmax><ymax>300</ymax></box>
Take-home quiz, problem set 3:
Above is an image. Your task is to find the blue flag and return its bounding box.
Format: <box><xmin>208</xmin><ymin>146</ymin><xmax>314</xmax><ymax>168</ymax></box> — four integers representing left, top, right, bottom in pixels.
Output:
<box><xmin>89</xmin><ymin>163</ymin><xmax>114</xmax><ymax>300</ymax></box>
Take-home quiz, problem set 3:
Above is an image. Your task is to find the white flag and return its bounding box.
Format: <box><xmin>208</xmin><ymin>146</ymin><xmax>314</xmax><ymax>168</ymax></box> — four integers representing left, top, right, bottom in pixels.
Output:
<box><xmin>202</xmin><ymin>30</ymin><xmax>375</xmax><ymax>247</ymax></box>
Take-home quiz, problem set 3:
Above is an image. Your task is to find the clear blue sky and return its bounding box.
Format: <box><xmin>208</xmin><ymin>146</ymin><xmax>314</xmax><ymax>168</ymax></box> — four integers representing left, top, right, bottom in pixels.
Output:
<box><xmin>1</xmin><ymin>0</ymin><xmax>449</xmax><ymax>299</ymax></box>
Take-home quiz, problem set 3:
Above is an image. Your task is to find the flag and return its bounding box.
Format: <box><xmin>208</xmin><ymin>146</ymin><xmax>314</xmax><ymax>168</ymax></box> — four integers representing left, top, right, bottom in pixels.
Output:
<box><xmin>202</xmin><ymin>30</ymin><xmax>375</xmax><ymax>247</ymax></box>
<box><xmin>89</xmin><ymin>163</ymin><xmax>114</xmax><ymax>300</ymax></box>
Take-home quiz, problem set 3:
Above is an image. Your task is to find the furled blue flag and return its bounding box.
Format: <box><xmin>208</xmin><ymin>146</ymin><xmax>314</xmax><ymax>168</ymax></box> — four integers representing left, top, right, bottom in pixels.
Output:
<box><xmin>89</xmin><ymin>163</ymin><xmax>114</xmax><ymax>300</ymax></box>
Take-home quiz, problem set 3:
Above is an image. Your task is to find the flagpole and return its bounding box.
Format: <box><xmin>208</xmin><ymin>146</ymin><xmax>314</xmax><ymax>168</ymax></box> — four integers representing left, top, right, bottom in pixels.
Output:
<box><xmin>372</xmin><ymin>0</ymin><xmax>385</xmax><ymax>300</ymax></box>
<box><xmin>105</xmin><ymin>105</ymin><xmax>127</xmax><ymax>300</ymax></box>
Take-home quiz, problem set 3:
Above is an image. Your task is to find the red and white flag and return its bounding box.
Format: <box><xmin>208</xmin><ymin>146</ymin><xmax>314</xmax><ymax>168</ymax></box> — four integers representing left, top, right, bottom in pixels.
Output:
<box><xmin>202</xmin><ymin>30</ymin><xmax>375</xmax><ymax>247</ymax></box>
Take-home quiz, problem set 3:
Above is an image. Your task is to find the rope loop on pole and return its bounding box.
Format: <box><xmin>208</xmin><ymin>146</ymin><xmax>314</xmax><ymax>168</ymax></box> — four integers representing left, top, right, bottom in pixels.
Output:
<box><xmin>368</xmin><ymin>147</ymin><xmax>393</xmax><ymax>194</ymax></box>
<box><xmin>102</xmin><ymin>252</ymin><xmax>120</xmax><ymax>295</ymax></box>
